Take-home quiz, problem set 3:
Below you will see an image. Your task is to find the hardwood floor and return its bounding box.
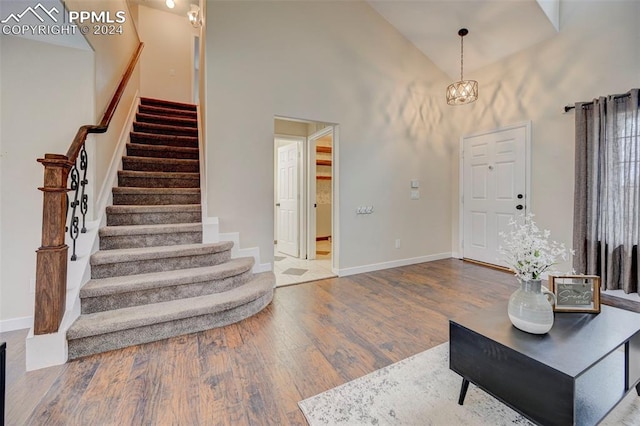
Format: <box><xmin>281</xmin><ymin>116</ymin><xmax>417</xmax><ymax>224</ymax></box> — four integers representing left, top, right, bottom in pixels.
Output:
<box><xmin>2</xmin><ymin>259</ymin><xmax>637</xmax><ymax>425</ymax></box>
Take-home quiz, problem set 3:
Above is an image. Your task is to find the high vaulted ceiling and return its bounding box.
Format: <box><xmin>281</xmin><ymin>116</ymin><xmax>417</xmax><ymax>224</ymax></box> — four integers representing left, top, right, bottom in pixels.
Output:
<box><xmin>129</xmin><ymin>0</ymin><xmax>198</xmax><ymax>18</ymax></box>
<box><xmin>368</xmin><ymin>0</ymin><xmax>559</xmax><ymax>80</ymax></box>
<box><xmin>130</xmin><ymin>0</ymin><xmax>560</xmax><ymax>81</ymax></box>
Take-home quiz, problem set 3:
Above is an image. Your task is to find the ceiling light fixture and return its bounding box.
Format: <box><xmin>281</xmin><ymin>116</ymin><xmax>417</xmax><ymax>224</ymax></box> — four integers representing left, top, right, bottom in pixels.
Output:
<box><xmin>446</xmin><ymin>28</ymin><xmax>478</xmax><ymax>106</ymax></box>
<box><xmin>165</xmin><ymin>0</ymin><xmax>175</xmax><ymax>9</ymax></box>
<box><xmin>187</xmin><ymin>4</ymin><xmax>201</xmax><ymax>28</ymax></box>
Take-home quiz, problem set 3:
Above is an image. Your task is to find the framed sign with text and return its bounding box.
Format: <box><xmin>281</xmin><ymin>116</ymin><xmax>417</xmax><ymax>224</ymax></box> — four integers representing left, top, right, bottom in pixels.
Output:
<box><xmin>548</xmin><ymin>275</ymin><xmax>601</xmax><ymax>313</ymax></box>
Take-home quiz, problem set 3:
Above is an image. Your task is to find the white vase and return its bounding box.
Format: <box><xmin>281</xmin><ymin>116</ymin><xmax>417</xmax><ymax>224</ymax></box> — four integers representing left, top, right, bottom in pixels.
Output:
<box><xmin>507</xmin><ymin>279</ymin><xmax>556</xmax><ymax>334</ymax></box>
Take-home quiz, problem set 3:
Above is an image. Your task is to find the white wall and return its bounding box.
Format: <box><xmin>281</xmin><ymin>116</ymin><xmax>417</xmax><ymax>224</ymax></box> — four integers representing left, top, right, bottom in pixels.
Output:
<box><xmin>138</xmin><ymin>5</ymin><xmax>197</xmax><ymax>104</ymax></box>
<box><xmin>65</xmin><ymin>0</ymin><xmax>141</xmax><ymax>216</ymax></box>
<box><xmin>447</xmin><ymin>0</ymin><xmax>640</xmax><ymax>273</ymax></box>
<box><xmin>206</xmin><ymin>1</ymin><xmax>452</xmax><ymax>270</ymax></box>
<box><xmin>0</xmin><ymin>37</ymin><xmax>94</xmax><ymax>326</ymax></box>
<box><xmin>0</xmin><ymin>0</ymin><xmax>141</xmax><ymax>328</ymax></box>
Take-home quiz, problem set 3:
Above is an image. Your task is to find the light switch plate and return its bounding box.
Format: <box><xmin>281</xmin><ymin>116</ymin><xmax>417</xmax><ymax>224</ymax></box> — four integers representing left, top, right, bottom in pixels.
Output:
<box><xmin>411</xmin><ymin>180</ymin><xmax>420</xmax><ymax>188</ymax></box>
<box><xmin>411</xmin><ymin>190</ymin><xmax>420</xmax><ymax>200</ymax></box>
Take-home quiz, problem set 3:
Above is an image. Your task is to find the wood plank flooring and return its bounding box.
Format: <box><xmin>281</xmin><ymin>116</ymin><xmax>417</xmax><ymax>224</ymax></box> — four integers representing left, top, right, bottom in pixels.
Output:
<box><xmin>2</xmin><ymin>259</ymin><xmax>637</xmax><ymax>425</ymax></box>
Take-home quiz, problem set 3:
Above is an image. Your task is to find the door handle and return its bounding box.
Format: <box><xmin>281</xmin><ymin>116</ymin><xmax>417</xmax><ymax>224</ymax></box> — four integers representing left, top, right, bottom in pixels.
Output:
<box><xmin>516</xmin><ymin>204</ymin><xmax>524</xmax><ymax>210</ymax></box>
<box><xmin>314</xmin><ymin>203</ymin><xmax>317</xmax><ymax>208</ymax></box>
<box><xmin>275</xmin><ymin>203</ymin><xmax>280</xmax><ymax>207</ymax></box>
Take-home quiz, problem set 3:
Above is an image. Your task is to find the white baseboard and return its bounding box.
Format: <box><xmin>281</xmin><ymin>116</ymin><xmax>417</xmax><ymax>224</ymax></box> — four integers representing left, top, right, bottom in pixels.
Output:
<box><xmin>219</xmin><ymin>231</ymin><xmax>272</xmax><ymax>273</ymax></box>
<box><xmin>0</xmin><ymin>316</ymin><xmax>32</xmax><ymax>333</ymax></box>
<box><xmin>26</xmin><ymin>328</ymin><xmax>67</xmax><ymax>371</ymax></box>
<box><xmin>337</xmin><ymin>252</ymin><xmax>452</xmax><ymax>277</ymax></box>
<box><xmin>451</xmin><ymin>251</ymin><xmax>461</xmax><ymax>259</ymax></box>
<box><xmin>202</xmin><ymin>216</ymin><xmax>219</xmax><ymax>243</ymax></box>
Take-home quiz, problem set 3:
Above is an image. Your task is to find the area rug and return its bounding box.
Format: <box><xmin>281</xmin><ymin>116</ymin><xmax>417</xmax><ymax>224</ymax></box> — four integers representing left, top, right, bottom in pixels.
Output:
<box><xmin>298</xmin><ymin>343</ymin><xmax>640</xmax><ymax>425</ymax></box>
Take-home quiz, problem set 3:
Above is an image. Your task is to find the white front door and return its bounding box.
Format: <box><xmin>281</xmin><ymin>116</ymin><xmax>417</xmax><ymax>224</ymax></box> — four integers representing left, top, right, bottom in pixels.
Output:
<box><xmin>277</xmin><ymin>143</ymin><xmax>299</xmax><ymax>257</ymax></box>
<box><xmin>462</xmin><ymin>124</ymin><xmax>529</xmax><ymax>267</ymax></box>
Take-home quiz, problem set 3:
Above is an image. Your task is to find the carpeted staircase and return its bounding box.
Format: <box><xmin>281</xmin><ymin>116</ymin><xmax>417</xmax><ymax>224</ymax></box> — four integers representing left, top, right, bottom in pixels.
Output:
<box><xmin>67</xmin><ymin>97</ymin><xmax>274</xmax><ymax>360</ymax></box>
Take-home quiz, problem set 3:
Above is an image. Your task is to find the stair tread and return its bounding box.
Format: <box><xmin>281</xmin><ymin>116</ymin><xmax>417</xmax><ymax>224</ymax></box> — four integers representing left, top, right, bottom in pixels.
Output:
<box><xmin>140</xmin><ymin>97</ymin><xmax>197</xmax><ymax>111</ymax></box>
<box><xmin>123</xmin><ymin>156</ymin><xmax>199</xmax><ymax>165</ymax></box>
<box><xmin>99</xmin><ymin>222</ymin><xmax>202</xmax><ymax>237</ymax></box>
<box><xmin>91</xmin><ymin>241</ymin><xmax>233</xmax><ymax>265</ymax></box>
<box><xmin>126</xmin><ymin>143</ymin><xmax>199</xmax><ymax>154</ymax></box>
<box><xmin>138</xmin><ymin>104</ymin><xmax>197</xmax><ymax>118</ymax></box>
<box><xmin>134</xmin><ymin>121</ymin><xmax>198</xmax><ymax>132</ymax></box>
<box><xmin>81</xmin><ymin>257</ymin><xmax>255</xmax><ymax>297</ymax></box>
<box><xmin>112</xmin><ymin>187</ymin><xmax>200</xmax><ymax>194</ymax></box>
<box><xmin>106</xmin><ymin>204</ymin><xmax>201</xmax><ymax>213</ymax></box>
<box><xmin>118</xmin><ymin>170</ymin><xmax>200</xmax><ymax>178</ymax></box>
<box><xmin>130</xmin><ymin>131</ymin><xmax>198</xmax><ymax>142</ymax></box>
<box><xmin>68</xmin><ymin>272</ymin><xmax>274</xmax><ymax>339</ymax></box>
<box><xmin>136</xmin><ymin>113</ymin><xmax>197</xmax><ymax>126</ymax></box>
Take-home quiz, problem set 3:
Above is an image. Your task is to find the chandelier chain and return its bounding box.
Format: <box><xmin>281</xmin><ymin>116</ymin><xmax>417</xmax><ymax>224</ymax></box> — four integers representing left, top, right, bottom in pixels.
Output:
<box><xmin>460</xmin><ymin>34</ymin><xmax>464</xmax><ymax>81</ymax></box>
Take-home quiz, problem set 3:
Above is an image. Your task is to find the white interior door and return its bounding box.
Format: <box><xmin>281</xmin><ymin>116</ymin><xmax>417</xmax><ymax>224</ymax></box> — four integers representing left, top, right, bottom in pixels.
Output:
<box><xmin>277</xmin><ymin>143</ymin><xmax>299</xmax><ymax>257</ymax></box>
<box><xmin>462</xmin><ymin>124</ymin><xmax>529</xmax><ymax>266</ymax></box>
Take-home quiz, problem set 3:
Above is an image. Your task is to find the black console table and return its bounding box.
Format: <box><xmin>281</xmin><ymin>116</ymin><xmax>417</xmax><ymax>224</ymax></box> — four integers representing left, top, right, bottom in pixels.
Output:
<box><xmin>450</xmin><ymin>303</ymin><xmax>640</xmax><ymax>426</ymax></box>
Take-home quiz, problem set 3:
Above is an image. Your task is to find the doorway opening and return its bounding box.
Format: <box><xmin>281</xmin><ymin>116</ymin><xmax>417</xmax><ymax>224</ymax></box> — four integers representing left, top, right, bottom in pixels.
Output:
<box><xmin>273</xmin><ymin>118</ymin><xmax>337</xmax><ymax>286</ymax></box>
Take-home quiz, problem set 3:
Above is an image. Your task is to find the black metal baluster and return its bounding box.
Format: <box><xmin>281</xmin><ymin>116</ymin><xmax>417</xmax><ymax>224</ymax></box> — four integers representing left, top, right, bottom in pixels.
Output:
<box><xmin>79</xmin><ymin>144</ymin><xmax>88</xmax><ymax>233</ymax></box>
<box><xmin>68</xmin><ymin>164</ymin><xmax>80</xmax><ymax>261</ymax></box>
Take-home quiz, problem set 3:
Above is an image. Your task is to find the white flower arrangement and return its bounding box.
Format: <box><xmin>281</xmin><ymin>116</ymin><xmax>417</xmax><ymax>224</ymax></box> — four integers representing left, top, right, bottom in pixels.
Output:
<box><xmin>499</xmin><ymin>213</ymin><xmax>570</xmax><ymax>282</ymax></box>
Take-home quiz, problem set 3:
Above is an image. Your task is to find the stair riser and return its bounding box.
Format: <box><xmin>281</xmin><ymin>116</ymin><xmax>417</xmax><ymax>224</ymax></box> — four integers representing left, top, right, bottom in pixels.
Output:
<box><xmin>136</xmin><ymin>113</ymin><xmax>197</xmax><ymax>128</ymax></box>
<box><xmin>81</xmin><ymin>270</ymin><xmax>254</xmax><ymax>314</ymax></box>
<box><xmin>113</xmin><ymin>193</ymin><xmax>201</xmax><ymax>205</ymax></box>
<box><xmin>140</xmin><ymin>98</ymin><xmax>197</xmax><ymax>112</ymax></box>
<box><xmin>122</xmin><ymin>158</ymin><xmax>199</xmax><ymax>173</ymax></box>
<box><xmin>138</xmin><ymin>104</ymin><xmax>197</xmax><ymax>119</ymax></box>
<box><xmin>106</xmin><ymin>211</ymin><xmax>201</xmax><ymax>226</ymax></box>
<box><xmin>126</xmin><ymin>145</ymin><xmax>199</xmax><ymax>160</ymax></box>
<box><xmin>68</xmin><ymin>292</ymin><xmax>273</xmax><ymax>360</ymax></box>
<box><xmin>133</xmin><ymin>122</ymin><xmax>198</xmax><ymax>137</ymax></box>
<box><xmin>91</xmin><ymin>250</ymin><xmax>231</xmax><ymax>279</ymax></box>
<box><xmin>130</xmin><ymin>133</ymin><xmax>198</xmax><ymax>148</ymax></box>
<box><xmin>118</xmin><ymin>175</ymin><xmax>200</xmax><ymax>188</ymax></box>
<box><xmin>99</xmin><ymin>231</ymin><xmax>203</xmax><ymax>250</ymax></box>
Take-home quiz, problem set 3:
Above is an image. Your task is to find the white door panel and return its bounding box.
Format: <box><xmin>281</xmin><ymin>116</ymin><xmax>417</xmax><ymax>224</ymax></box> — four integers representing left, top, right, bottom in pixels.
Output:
<box><xmin>277</xmin><ymin>143</ymin><xmax>299</xmax><ymax>257</ymax></box>
<box><xmin>463</xmin><ymin>125</ymin><xmax>528</xmax><ymax>266</ymax></box>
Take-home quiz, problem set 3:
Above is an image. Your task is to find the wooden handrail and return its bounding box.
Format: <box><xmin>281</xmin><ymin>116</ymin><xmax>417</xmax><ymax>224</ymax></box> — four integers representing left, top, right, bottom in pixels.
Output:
<box><xmin>34</xmin><ymin>42</ymin><xmax>144</xmax><ymax>335</ymax></box>
<box><xmin>67</xmin><ymin>42</ymin><xmax>144</xmax><ymax>162</ymax></box>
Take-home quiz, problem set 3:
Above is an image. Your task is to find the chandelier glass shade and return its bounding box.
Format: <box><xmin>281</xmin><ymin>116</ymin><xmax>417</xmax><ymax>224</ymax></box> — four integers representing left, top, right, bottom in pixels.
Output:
<box><xmin>188</xmin><ymin>4</ymin><xmax>201</xmax><ymax>28</ymax></box>
<box><xmin>446</xmin><ymin>80</ymin><xmax>478</xmax><ymax>105</ymax></box>
<box><xmin>446</xmin><ymin>28</ymin><xmax>478</xmax><ymax>106</ymax></box>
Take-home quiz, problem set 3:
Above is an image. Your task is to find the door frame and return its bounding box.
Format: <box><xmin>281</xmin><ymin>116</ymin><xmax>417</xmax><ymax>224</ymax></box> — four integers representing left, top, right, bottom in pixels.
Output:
<box><xmin>306</xmin><ymin>126</ymin><xmax>334</xmax><ymax>261</ymax></box>
<box><xmin>274</xmin><ymin>135</ymin><xmax>305</xmax><ymax>258</ymax></box>
<box><xmin>458</xmin><ymin>121</ymin><xmax>532</xmax><ymax>259</ymax></box>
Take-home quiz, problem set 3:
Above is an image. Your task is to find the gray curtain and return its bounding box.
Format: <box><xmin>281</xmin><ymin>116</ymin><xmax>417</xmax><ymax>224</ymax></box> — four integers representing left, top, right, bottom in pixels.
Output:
<box><xmin>573</xmin><ymin>88</ymin><xmax>639</xmax><ymax>294</ymax></box>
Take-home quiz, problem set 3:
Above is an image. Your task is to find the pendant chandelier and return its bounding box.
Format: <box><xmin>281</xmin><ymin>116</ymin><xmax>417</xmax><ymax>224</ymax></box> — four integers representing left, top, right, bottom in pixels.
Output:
<box><xmin>446</xmin><ymin>28</ymin><xmax>478</xmax><ymax>106</ymax></box>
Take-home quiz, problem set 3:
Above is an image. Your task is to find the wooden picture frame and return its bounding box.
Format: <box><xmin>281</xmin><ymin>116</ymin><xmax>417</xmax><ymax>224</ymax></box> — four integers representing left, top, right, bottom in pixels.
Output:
<box><xmin>548</xmin><ymin>275</ymin><xmax>601</xmax><ymax>313</ymax></box>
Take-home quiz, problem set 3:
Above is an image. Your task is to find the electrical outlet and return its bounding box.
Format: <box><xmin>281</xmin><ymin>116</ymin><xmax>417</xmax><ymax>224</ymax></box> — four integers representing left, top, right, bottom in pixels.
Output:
<box><xmin>411</xmin><ymin>190</ymin><xmax>420</xmax><ymax>200</ymax></box>
<box><xmin>395</xmin><ymin>239</ymin><xmax>401</xmax><ymax>249</ymax></box>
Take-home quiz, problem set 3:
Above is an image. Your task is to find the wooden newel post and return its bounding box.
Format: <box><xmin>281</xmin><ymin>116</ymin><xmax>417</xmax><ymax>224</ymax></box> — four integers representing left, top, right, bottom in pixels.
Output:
<box><xmin>34</xmin><ymin>154</ymin><xmax>73</xmax><ymax>335</ymax></box>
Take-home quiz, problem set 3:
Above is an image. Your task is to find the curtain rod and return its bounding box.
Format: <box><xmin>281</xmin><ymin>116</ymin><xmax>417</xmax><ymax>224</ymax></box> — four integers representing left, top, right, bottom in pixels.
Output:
<box><xmin>564</xmin><ymin>92</ymin><xmax>632</xmax><ymax>113</ymax></box>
